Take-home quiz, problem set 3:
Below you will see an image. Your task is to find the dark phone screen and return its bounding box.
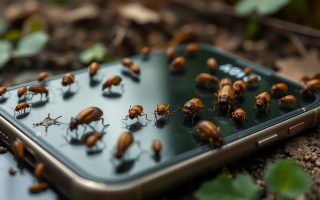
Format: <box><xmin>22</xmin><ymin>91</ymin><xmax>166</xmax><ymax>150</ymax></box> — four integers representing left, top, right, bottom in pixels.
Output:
<box><xmin>0</xmin><ymin>45</ymin><xmax>318</xmax><ymax>183</ymax></box>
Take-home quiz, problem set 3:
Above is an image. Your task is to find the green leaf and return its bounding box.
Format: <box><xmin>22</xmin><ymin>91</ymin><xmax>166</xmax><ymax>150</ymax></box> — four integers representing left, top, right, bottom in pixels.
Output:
<box><xmin>195</xmin><ymin>173</ymin><xmax>259</xmax><ymax>200</ymax></box>
<box><xmin>3</xmin><ymin>29</ymin><xmax>22</xmax><ymax>42</ymax></box>
<box><xmin>79</xmin><ymin>43</ymin><xmax>107</xmax><ymax>64</ymax></box>
<box><xmin>235</xmin><ymin>0</ymin><xmax>290</xmax><ymax>16</ymax></box>
<box><xmin>264</xmin><ymin>159</ymin><xmax>312</xmax><ymax>199</ymax></box>
<box><xmin>13</xmin><ymin>31</ymin><xmax>49</xmax><ymax>58</ymax></box>
<box><xmin>0</xmin><ymin>40</ymin><xmax>12</xmax><ymax>68</ymax></box>
<box><xmin>0</xmin><ymin>19</ymin><xmax>8</xmax><ymax>36</ymax></box>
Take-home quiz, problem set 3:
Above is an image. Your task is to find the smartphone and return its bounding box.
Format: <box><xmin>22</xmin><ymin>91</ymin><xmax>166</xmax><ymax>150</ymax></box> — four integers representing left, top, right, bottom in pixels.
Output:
<box><xmin>0</xmin><ymin>44</ymin><xmax>319</xmax><ymax>199</ymax></box>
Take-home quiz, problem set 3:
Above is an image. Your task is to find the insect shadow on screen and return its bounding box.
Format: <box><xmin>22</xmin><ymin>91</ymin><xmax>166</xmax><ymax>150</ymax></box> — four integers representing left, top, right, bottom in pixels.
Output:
<box><xmin>121</xmin><ymin>70</ymin><xmax>140</xmax><ymax>83</ymax></box>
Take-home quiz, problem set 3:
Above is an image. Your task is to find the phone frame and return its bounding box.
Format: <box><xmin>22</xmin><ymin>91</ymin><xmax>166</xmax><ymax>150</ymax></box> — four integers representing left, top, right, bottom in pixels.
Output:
<box><xmin>0</xmin><ymin>44</ymin><xmax>319</xmax><ymax>199</ymax></box>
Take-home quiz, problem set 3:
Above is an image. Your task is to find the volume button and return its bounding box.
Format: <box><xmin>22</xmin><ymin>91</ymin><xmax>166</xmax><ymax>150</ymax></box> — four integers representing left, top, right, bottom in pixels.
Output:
<box><xmin>257</xmin><ymin>134</ymin><xmax>278</xmax><ymax>147</ymax></box>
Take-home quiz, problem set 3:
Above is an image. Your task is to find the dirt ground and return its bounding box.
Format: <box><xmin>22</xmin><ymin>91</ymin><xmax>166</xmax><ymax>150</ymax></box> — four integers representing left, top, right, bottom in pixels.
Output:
<box><xmin>0</xmin><ymin>0</ymin><xmax>320</xmax><ymax>199</ymax></box>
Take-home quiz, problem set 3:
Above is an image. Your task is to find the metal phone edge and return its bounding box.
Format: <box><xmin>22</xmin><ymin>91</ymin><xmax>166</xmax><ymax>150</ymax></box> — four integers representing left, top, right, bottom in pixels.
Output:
<box><xmin>0</xmin><ymin>105</ymin><xmax>319</xmax><ymax>199</ymax></box>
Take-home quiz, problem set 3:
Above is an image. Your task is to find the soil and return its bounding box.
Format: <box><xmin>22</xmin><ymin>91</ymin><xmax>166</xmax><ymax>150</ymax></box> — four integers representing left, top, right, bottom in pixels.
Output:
<box><xmin>0</xmin><ymin>0</ymin><xmax>319</xmax><ymax>199</ymax></box>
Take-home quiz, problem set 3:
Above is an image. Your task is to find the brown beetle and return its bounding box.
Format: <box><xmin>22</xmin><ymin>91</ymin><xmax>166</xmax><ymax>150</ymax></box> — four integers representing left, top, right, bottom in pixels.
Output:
<box><xmin>279</xmin><ymin>95</ymin><xmax>297</xmax><ymax>106</ymax></box>
<box><xmin>129</xmin><ymin>64</ymin><xmax>140</xmax><ymax>75</ymax></box>
<box><xmin>271</xmin><ymin>83</ymin><xmax>288</xmax><ymax>95</ymax></box>
<box><xmin>17</xmin><ymin>86</ymin><xmax>28</xmax><ymax>99</ymax></box>
<box><xmin>37</xmin><ymin>72</ymin><xmax>49</xmax><ymax>82</ymax></box>
<box><xmin>301</xmin><ymin>79</ymin><xmax>320</xmax><ymax>94</ymax></box>
<box><xmin>244</xmin><ymin>74</ymin><xmax>260</xmax><ymax>85</ymax></box>
<box><xmin>152</xmin><ymin>140</ymin><xmax>162</xmax><ymax>155</ymax></box>
<box><xmin>195</xmin><ymin>73</ymin><xmax>218</xmax><ymax>87</ymax></box>
<box><xmin>29</xmin><ymin>182</ymin><xmax>49</xmax><ymax>193</ymax></box>
<box><xmin>14</xmin><ymin>102</ymin><xmax>31</xmax><ymax>115</ymax></box>
<box><xmin>243</xmin><ymin>67</ymin><xmax>253</xmax><ymax>75</ymax></box>
<box><xmin>255</xmin><ymin>92</ymin><xmax>271</xmax><ymax>114</ymax></box>
<box><xmin>232</xmin><ymin>108</ymin><xmax>247</xmax><ymax>122</ymax></box>
<box><xmin>69</xmin><ymin>107</ymin><xmax>104</xmax><ymax>132</ymax></box>
<box><xmin>233</xmin><ymin>80</ymin><xmax>247</xmax><ymax>96</ymax></box>
<box><xmin>214</xmin><ymin>85</ymin><xmax>234</xmax><ymax>112</ymax></box>
<box><xmin>115</xmin><ymin>131</ymin><xmax>133</xmax><ymax>158</ymax></box>
<box><xmin>62</xmin><ymin>73</ymin><xmax>75</xmax><ymax>87</ymax></box>
<box><xmin>141</xmin><ymin>47</ymin><xmax>151</xmax><ymax>57</ymax></box>
<box><xmin>219</xmin><ymin>78</ymin><xmax>232</xmax><ymax>89</ymax></box>
<box><xmin>154</xmin><ymin>103</ymin><xmax>170</xmax><ymax>119</ymax></box>
<box><xmin>196</xmin><ymin>120</ymin><xmax>224</xmax><ymax>146</ymax></box>
<box><xmin>12</xmin><ymin>140</ymin><xmax>24</xmax><ymax>159</ymax></box>
<box><xmin>123</xmin><ymin>105</ymin><xmax>150</xmax><ymax>121</ymax></box>
<box><xmin>182</xmin><ymin>98</ymin><xmax>204</xmax><ymax>117</ymax></box>
<box><xmin>88</xmin><ymin>62</ymin><xmax>100</xmax><ymax>79</ymax></box>
<box><xmin>85</xmin><ymin>132</ymin><xmax>103</xmax><ymax>148</ymax></box>
<box><xmin>207</xmin><ymin>58</ymin><xmax>218</xmax><ymax>72</ymax></box>
<box><xmin>102</xmin><ymin>75</ymin><xmax>122</xmax><ymax>91</ymax></box>
<box><xmin>122</xmin><ymin>58</ymin><xmax>133</xmax><ymax>68</ymax></box>
<box><xmin>166</xmin><ymin>47</ymin><xmax>176</xmax><ymax>60</ymax></box>
<box><xmin>0</xmin><ymin>86</ymin><xmax>7</xmax><ymax>97</ymax></box>
<box><xmin>170</xmin><ymin>56</ymin><xmax>186</xmax><ymax>70</ymax></box>
<box><xmin>28</xmin><ymin>84</ymin><xmax>48</xmax><ymax>98</ymax></box>
<box><xmin>34</xmin><ymin>163</ymin><xmax>45</xmax><ymax>178</ymax></box>
<box><xmin>186</xmin><ymin>43</ymin><xmax>198</xmax><ymax>55</ymax></box>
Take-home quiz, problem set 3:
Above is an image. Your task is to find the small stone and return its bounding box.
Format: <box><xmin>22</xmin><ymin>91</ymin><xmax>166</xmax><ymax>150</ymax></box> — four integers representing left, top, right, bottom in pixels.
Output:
<box><xmin>315</xmin><ymin>159</ymin><xmax>320</xmax><ymax>167</ymax></box>
<box><xmin>9</xmin><ymin>167</ymin><xmax>17</xmax><ymax>176</ymax></box>
<box><xmin>304</xmin><ymin>153</ymin><xmax>312</xmax><ymax>161</ymax></box>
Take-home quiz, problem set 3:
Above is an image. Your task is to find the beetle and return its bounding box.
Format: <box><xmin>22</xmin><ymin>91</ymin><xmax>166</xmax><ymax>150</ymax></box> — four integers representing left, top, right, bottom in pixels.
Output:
<box><xmin>271</xmin><ymin>83</ymin><xmax>288</xmax><ymax>95</ymax></box>
<box><xmin>37</xmin><ymin>72</ymin><xmax>49</xmax><ymax>82</ymax></box>
<box><xmin>17</xmin><ymin>86</ymin><xmax>28</xmax><ymax>99</ymax></box>
<box><xmin>14</xmin><ymin>102</ymin><xmax>31</xmax><ymax>116</ymax></box>
<box><xmin>219</xmin><ymin>78</ymin><xmax>232</xmax><ymax>89</ymax></box>
<box><xmin>186</xmin><ymin>43</ymin><xmax>198</xmax><ymax>55</ymax></box>
<box><xmin>166</xmin><ymin>47</ymin><xmax>176</xmax><ymax>60</ymax></box>
<box><xmin>214</xmin><ymin>85</ymin><xmax>234</xmax><ymax>112</ymax></box>
<box><xmin>0</xmin><ymin>86</ymin><xmax>7</xmax><ymax>97</ymax></box>
<box><xmin>69</xmin><ymin>107</ymin><xmax>105</xmax><ymax>132</ymax></box>
<box><xmin>122</xmin><ymin>58</ymin><xmax>133</xmax><ymax>68</ymax></box>
<box><xmin>301</xmin><ymin>79</ymin><xmax>320</xmax><ymax>94</ymax></box>
<box><xmin>123</xmin><ymin>105</ymin><xmax>150</xmax><ymax>121</ymax></box>
<box><xmin>28</xmin><ymin>84</ymin><xmax>49</xmax><ymax>98</ymax></box>
<box><xmin>141</xmin><ymin>47</ymin><xmax>151</xmax><ymax>57</ymax></box>
<box><xmin>170</xmin><ymin>56</ymin><xmax>186</xmax><ymax>70</ymax></box>
<box><xmin>129</xmin><ymin>64</ymin><xmax>140</xmax><ymax>75</ymax></box>
<box><xmin>231</xmin><ymin>108</ymin><xmax>247</xmax><ymax>122</ymax></box>
<box><xmin>244</xmin><ymin>74</ymin><xmax>260</xmax><ymax>85</ymax></box>
<box><xmin>29</xmin><ymin>182</ymin><xmax>49</xmax><ymax>193</ymax></box>
<box><xmin>115</xmin><ymin>131</ymin><xmax>133</xmax><ymax>158</ymax></box>
<box><xmin>85</xmin><ymin>132</ymin><xmax>103</xmax><ymax>149</ymax></box>
<box><xmin>243</xmin><ymin>67</ymin><xmax>253</xmax><ymax>75</ymax></box>
<box><xmin>88</xmin><ymin>62</ymin><xmax>100</xmax><ymax>79</ymax></box>
<box><xmin>102</xmin><ymin>75</ymin><xmax>123</xmax><ymax>91</ymax></box>
<box><xmin>207</xmin><ymin>57</ymin><xmax>218</xmax><ymax>72</ymax></box>
<box><xmin>196</xmin><ymin>120</ymin><xmax>224</xmax><ymax>146</ymax></box>
<box><xmin>195</xmin><ymin>73</ymin><xmax>218</xmax><ymax>87</ymax></box>
<box><xmin>279</xmin><ymin>95</ymin><xmax>297</xmax><ymax>106</ymax></box>
<box><xmin>12</xmin><ymin>140</ymin><xmax>24</xmax><ymax>160</ymax></box>
<box><xmin>182</xmin><ymin>98</ymin><xmax>204</xmax><ymax>119</ymax></box>
<box><xmin>255</xmin><ymin>92</ymin><xmax>271</xmax><ymax>114</ymax></box>
<box><xmin>154</xmin><ymin>103</ymin><xmax>170</xmax><ymax>119</ymax></box>
<box><xmin>34</xmin><ymin>163</ymin><xmax>45</xmax><ymax>178</ymax></box>
<box><xmin>232</xmin><ymin>80</ymin><xmax>247</xmax><ymax>97</ymax></box>
<box><xmin>152</xmin><ymin>140</ymin><xmax>162</xmax><ymax>156</ymax></box>
<box><xmin>61</xmin><ymin>73</ymin><xmax>75</xmax><ymax>87</ymax></box>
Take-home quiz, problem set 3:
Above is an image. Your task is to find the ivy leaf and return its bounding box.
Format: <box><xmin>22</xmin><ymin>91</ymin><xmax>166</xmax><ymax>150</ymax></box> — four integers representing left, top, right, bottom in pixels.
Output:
<box><xmin>264</xmin><ymin>159</ymin><xmax>312</xmax><ymax>199</ymax></box>
<box><xmin>0</xmin><ymin>40</ymin><xmax>12</xmax><ymax>68</ymax></box>
<box><xmin>195</xmin><ymin>173</ymin><xmax>259</xmax><ymax>200</ymax></box>
<box><xmin>13</xmin><ymin>31</ymin><xmax>49</xmax><ymax>58</ymax></box>
<box><xmin>235</xmin><ymin>0</ymin><xmax>290</xmax><ymax>16</ymax></box>
<box><xmin>79</xmin><ymin>43</ymin><xmax>107</xmax><ymax>64</ymax></box>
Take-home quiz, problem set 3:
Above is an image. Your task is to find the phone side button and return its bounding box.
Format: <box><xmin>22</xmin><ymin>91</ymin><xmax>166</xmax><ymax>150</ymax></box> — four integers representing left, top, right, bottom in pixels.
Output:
<box><xmin>256</xmin><ymin>134</ymin><xmax>278</xmax><ymax>147</ymax></box>
<box><xmin>288</xmin><ymin>122</ymin><xmax>305</xmax><ymax>135</ymax></box>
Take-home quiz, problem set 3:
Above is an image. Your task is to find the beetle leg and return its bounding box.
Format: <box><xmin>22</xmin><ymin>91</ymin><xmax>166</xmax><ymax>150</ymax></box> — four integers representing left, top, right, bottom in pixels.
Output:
<box><xmin>141</xmin><ymin>113</ymin><xmax>151</xmax><ymax>121</ymax></box>
<box><xmin>122</xmin><ymin>115</ymin><xmax>129</xmax><ymax>120</ymax></box>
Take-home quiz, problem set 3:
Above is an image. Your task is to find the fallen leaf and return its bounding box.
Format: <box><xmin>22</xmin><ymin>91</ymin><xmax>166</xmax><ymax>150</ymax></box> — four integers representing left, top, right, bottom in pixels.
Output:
<box><xmin>276</xmin><ymin>49</ymin><xmax>320</xmax><ymax>82</ymax></box>
<box><xmin>119</xmin><ymin>3</ymin><xmax>161</xmax><ymax>25</ymax></box>
<box><xmin>63</xmin><ymin>4</ymin><xmax>99</xmax><ymax>23</ymax></box>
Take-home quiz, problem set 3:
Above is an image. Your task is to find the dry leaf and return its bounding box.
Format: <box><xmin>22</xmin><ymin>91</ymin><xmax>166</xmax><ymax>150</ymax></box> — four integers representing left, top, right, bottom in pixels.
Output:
<box><xmin>276</xmin><ymin>49</ymin><xmax>320</xmax><ymax>82</ymax></box>
<box><xmin>119</xmin><ymin>3</ymin><xmax>161</xmax><ymax>25</ymax></box>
